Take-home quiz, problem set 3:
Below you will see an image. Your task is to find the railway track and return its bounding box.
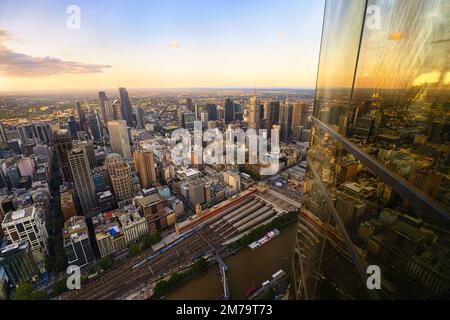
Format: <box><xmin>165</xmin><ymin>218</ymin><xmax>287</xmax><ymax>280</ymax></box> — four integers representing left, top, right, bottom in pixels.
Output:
<box><xmin>61</xmin><ymin>228</ymin><xmax>222</xmax><ymax>300</ymax></box>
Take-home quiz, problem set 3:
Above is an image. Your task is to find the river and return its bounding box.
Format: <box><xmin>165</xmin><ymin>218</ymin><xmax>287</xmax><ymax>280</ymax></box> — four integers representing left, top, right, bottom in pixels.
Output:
<box><xmin>166</xmin><ymin>222</ymin><xmax>297</xmax><ymax>300</ymax></box>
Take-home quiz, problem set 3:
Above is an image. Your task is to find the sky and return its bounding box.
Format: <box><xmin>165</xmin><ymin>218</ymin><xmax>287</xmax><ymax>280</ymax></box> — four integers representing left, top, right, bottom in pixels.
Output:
<box><xmin>0</xmin><ymin>0</ymin><xmax>325</xmax><ymax>92</ymax></box>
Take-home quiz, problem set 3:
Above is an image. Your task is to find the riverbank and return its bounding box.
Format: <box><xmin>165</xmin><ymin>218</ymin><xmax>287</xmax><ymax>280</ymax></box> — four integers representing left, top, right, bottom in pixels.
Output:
<box><xmin>164</xmin><ymin>219</ymin><xmax>298</xmax><ymax>300</ymax></box>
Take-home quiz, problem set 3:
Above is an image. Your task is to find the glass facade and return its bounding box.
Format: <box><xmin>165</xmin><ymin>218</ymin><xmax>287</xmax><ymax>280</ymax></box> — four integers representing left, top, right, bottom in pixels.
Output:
<box><xmin>293</xmin><ymin>0</ymin><xmax>450</xmax><ymax>299</ymax></box>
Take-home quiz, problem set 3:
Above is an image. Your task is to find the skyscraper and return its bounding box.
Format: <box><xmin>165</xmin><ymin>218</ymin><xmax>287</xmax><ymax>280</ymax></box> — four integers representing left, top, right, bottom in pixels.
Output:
<box><xmin>76</xmin><ymin>101</ymin><xmax>87</xmax><ymax>132</ymax></box>
<box><xmin>224</xmin><ymin>98</ymin><xmax>235</xmax><ymax>124</ymax></box>
<box><xmin>206</xmin><ymin>104</ymin><xmax>218</xmax><ymax>121</ymax></box>
<box><xmin>279</xmin><ymin>102</ymin><xmax>293</xmax><ymax>142</ymax></box>
<box><xmin>248</xmin><ymin>95</ymin><xmax>260</xmax><ymax>130</ymax></box>
<box><xmin>105</xmin><ymin>153</ymin><xmax>133</xmax><ymax>206</ymax></box>
<box><xmin>67</xmin><ymin>116</ymin><xmax>79</xmax><ymax>141</ymax></box>
<box><xmin>0</xmin><ymin>122</ymin><xmax>8</xmax><ymax>143</ymax></box>
<box><xmin>108</xmin><ymin>120</ymin><xmax>131</xmax><ymax>159</ymax></box>
<box><xmin>135</xmin><ymin>106</ymin><xmax>145</xmax><ymax>130</ymax></box>
<box><xmin>75</xmin><ymin>140</ymin><xmax>96</xmax><ymax>169</ymax></box>
<box><xmin>98</xmin><ymin>91</ymin><xmax>114</xmax><ymax>126</ymax></box>
<box><xmin>89</xmin><ymin>111</ymin><xmax>102</xmax><ymax>142</ymax></box>
<box><xmin>269</xmin><ymin>101</ymin><xmax>280</xmax><ymax>126</ymax></box>
<box><xmin>133</xmin><ymin>149</ymin><xmax>157</xmax><ymax>189</ymax></box>
<box><xmin>54</xmin><ymin>130</ymin><xmax>73</xmax><ymax>182</ymax></box>
<box><xmin>292</xmin><ymin>102</ymin><xmax>309</xmax><ymax>140</ymax></box>
<box><xmin>119</xmin><ymin>87</ymin><xmax>133</xmax><ymax>127</ymax></box>
<box><xmin>182</xmin><ymin>112</ymin><xmax>196</xmax><ymax>130</ymax></box>
<box><xmin>186</xmin><ymin>98</ymin><xmax>194</xmax><ymax>112</ymax></box>
<box><xmin>0</xmin><ymin>240</ymin><xmax>39</xmax><ymax>287</ymax></box>
<box><xmin>293</xmin><ymin>0</ymin><xmax>450</xmax><ymax>300</ymax></box>
<box><xmin>68</xmin><ymin>148</ymin><xmax>98</xmax><ymax>215</ymax></box>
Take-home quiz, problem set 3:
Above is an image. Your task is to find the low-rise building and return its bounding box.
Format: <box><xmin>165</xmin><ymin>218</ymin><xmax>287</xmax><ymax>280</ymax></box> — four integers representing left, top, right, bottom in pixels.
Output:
<box><xmin>62</xmin><ymin>216</ymin><xmax>95</xmax><ymax>268</ymax></box>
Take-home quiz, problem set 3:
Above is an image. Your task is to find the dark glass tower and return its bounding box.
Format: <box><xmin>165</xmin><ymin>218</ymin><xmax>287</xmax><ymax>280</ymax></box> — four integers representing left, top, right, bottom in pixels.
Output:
<box><xmin>293</xmin><ymin>0</ymin><xmax>450</xmax><ymax>300</ymax></box>
<box><xmin>224</xmin><ymin>98</ymin><xmax>235</xmax><ymax>124</ymax></box>
<box><xmin>119</xmin><ymin>87</ymin><xmax>133</xmax><ymax>127</ymax></box>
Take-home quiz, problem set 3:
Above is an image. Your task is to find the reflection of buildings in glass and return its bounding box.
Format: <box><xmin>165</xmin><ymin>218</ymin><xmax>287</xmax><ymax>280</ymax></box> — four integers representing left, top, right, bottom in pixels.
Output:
<box><xmin>293</xmin><ymin>0</ymin><xmax>450</xmax><ymax>300</ymax></box>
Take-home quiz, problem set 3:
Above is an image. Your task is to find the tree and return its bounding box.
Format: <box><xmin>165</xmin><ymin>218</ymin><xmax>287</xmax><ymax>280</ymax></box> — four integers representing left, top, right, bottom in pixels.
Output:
<box><xmin>99</xmin><ymin>256</ymin><xmax>115</xmax><ymax>271</ymax></box>
<box><xmin>128</xmin><ymin>243</ymin><xmax>141</xmax><ymax>257</ymax></box>
<box><xmin>52</xmin><ymin>277</ymin><xmax>68</xmax><ymax>296</ymax></box>
<box><xmin>141</xmin><ymin>232</ymin><xmax>161</xmax><ymax>250</ymax></box>
<box><xmin>30</xmin><ymin>290</ymin><xmax>48</xmax><ymax>300</ymax></box>
<box><xmin>15</xmin><ymin>283</ymin><xmax>33</xmax><ymax>300</ymax></box>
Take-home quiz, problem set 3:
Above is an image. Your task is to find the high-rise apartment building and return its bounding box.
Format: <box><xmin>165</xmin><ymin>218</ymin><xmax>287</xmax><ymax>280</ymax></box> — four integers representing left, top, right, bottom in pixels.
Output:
<box><xmin>68</xmin><ymin>148</ymin><xmax>98</xmax><ymax>215</ymax></box>
<box><xmin>54</xmin><ymin>130</ymin><xmax>73</xmax><ymax>182</ymax></box>
<box><xmin>108</xmin><ymin>120</ymin><xmax>131</xmax><ymax>159</ymax></box>
<box><xmin>293</xmin><ymin>0</ymin><xmax>450</xmax><ymax>300</ymax></box>
<box><xmin>133</xmin><ymin>149</ymin><xmax>157</xmax><ymax>189</ymax></box>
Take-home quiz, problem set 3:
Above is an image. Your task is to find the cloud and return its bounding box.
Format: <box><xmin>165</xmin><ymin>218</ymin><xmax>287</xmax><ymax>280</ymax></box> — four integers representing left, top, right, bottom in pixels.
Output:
<box><xmin>168</xmin><ymin>41</ymin><xmax>181</xmax><ymax>49</ymax></box>
<box><xmin>0</xmin><ymin>28</ymin><xmax>111</xmax><ymax>77</ymax></box>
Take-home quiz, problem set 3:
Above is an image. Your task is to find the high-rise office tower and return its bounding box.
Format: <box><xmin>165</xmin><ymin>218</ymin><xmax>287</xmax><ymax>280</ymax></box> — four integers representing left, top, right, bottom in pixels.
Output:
<box><xmin>206</xmin><ymin>104</ymin><xmax>218</xmax><ymax>121</ymax></box>
<box><xmin>108</xmin><ymin>120</ymin><xmax>131</xmax><ymax>159</ymax></box>
<box><xmin>68</xmin><ymin>148</ymin><xmax>98</xmax><ymax>215</ymax></box>
<box><xmin>34</xmin><ymin>123</ymin><xmax>53</xmax><ymax>145</ymax></box>
<box><xmin>279</xmin><ymin>103</ymin><xmax>293</xmax><ymax>142</ymax></box>
<box><xmin>0</xmin><ymin>240</ymin><xmax>40</xmax><ymax>287</ymax></box>
<box><xmin>224</xmin><ymin>98</ymin><xmax>235</xmax><ymax>124</ymax></box>
<box><xmin>133</xmin><ymin>149</ymin><xmax>157</xmax><ymax>189</ymax></box>
<box><xmin>292</xmin><ymin>102</ymin><xmax>309</xmax><ymax>140</ymax></box>
<box><xmin>76</xmin><ymin>101</ymin><xmax>87</xmax><ymax>132</ymax></box>
<box><xmin>182</xmin><ymin>112</ymin><xmax>196</xmax><ymax>130</ymax></box>
<box><xmin>135</xmin><ymin>106</ymin><xmax>145</xmax><ymax>130</ymax></box>
<box><xmin>98</xmin><ymin>91</ymin><xmax>114</xmax><ymax>126</ymax></box>
<box><xmin>0</xmin><ymin>122</ymin><xmax>8</xmax><ymax>143</ymax></box>
<box><xmin>17</xmin><ymin>124</ymin><xmax>37</xmax><ymax>145</ymax></box>
<box><xmin>186</xmin><ymin>98</ymin><xmax>193</xmax><ymax>112</ymax></box>
<box><xmin>293</xmin><ymin>0</ymin><xmax>450</xmax><ymax>300</ymax></box>
<box><xmin>270</xmin><ymin>101</ymin><xmax>280</xmax><ymax>126</ymax></box>
<box><xmin>248</xmin><ymin>95</ymin><xmax>260</xmax><ymax>130</ymax></box>
<box><xmin>89</xmin><ymin>111</ymin><xmax>102</xmax><ymax>142</ymax></box>
<box><xmin>188</xmin><ymin>179</ymin><xmax>206</xmax><ymax>206</ymax></box>
<box><xmin>119</xmin><ymin>87</ymin><xmax>133</xmax><ymax>127</ymax></box>
<box><xmin>1</xmin><ymin>206</ymin><xmax>49</xmax><ymax>271</ymax></box>
<box><xmin>75</xmin><ymin>140</ymin><xmax>96</xmax><ymax>169</ymax></box>
<box><xmin>67</xmin><ymin>116</ymin><xmax>79</xmax><ymax>141</ymax></box>
<box><xmin>54</xmin><ymin>130</ymin><xmax>73</xmax><ymax>181</ymax></box>
<box><xmin>105</xmin><ymin>153</ymin><xmax>133</xmax><ymax>206</ymax></box>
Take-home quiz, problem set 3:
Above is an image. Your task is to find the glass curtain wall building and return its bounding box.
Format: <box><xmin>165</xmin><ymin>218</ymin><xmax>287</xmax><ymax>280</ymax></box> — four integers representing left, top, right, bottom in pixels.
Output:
<box><xmin>293</xmin><ymin>0</ymin><xmax>450</xmax><ymax>299</ymax></box>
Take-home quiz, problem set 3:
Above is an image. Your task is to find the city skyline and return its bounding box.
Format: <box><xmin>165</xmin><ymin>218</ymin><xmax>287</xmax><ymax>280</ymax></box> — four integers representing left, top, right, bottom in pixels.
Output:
<box><xmin>0</xmin><ymin>0</ymin><xmax>324</xmax><ymax>92</ymax></box>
